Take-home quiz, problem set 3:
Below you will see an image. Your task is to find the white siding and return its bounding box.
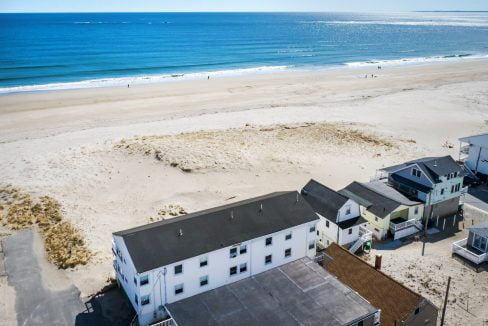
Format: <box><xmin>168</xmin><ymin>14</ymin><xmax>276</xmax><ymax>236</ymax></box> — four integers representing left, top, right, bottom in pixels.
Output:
<box><xmin>466</xmin><ymin>144</ymin><xmax>488</xmax><ymax>175</ymax></box>
<box><xmin>429</xmin><ymin>176</ymin><xmax>464</xmax><ymax>205</ymax></box>
<box><xmin>316</xmin><ymin>213</ymin><xmax>338</xmax><ymax>247</ymax></box>
<box><xmin>336</xmin><ymin>199</ymin><xmax>360</xmax><ymax>223</ymax></box>
<box><xmin>116</xmin><ymin>220</ymin><xmax>318</xmax><ymax>326</ymax></box>
<box><xmin>394</xmin><ymin>164</ymin><xmax>434</xmax><ymax>188</ymax></box>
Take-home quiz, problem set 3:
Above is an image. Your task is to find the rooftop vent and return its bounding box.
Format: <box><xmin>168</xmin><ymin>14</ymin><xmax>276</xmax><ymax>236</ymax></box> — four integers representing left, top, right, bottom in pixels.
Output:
<box><xmin>296</xmin><ymin>193</ymin><xmax>299</xmax><ymax>203</ymax></box>
<box><xmin>260</xmin><ymin>203</ymin><xmax>263</xmax><ymax>212</ymax></box>
<box><xmin>178</xmin><ymin>228</ymin><xmax>183</xmax><ymax>237</ymax></box>
<box><xmin>434</xmin><ymin>160</ymin><xmax>438</xmax><ymax>167</ymax></box>
<box><xmin>230</xmin><ymin>210</ymin><xmax>234</xmax><ymax>220</ymax></box>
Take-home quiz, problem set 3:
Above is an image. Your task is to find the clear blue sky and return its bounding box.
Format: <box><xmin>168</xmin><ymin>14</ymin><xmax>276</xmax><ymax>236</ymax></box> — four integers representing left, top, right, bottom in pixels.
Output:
<box><xmin>1</xmin><ymin>0</ymin><xmax>487</xmax><ymax>13</ymax></box>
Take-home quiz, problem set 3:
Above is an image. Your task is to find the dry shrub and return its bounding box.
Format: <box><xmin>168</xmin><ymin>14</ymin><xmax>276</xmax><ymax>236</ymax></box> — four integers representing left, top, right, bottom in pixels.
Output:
<box><xmin>149</xmin><ymin>204</ymin><xmax>187</xmax><ymax>222</ymax></box>
<box><xmin>0</xmin><ymin>186</ymin><xmax>92</xmax><ymax>268</ymax></box>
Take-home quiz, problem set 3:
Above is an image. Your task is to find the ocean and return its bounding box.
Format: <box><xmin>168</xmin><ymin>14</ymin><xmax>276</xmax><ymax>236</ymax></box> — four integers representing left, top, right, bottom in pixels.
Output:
<box><xmin>1</xmin><ymin>12</ymin><xmax>488</xmax><ymax>93</ymax></box>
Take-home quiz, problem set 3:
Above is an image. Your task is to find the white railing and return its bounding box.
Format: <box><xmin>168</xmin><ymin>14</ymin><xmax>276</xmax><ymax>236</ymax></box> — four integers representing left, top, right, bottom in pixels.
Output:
<box><xmin>452</xmin><ymin>238</ymin><xmax>488</xmax><ymax>265</ymax></box>
<box><xmin>389</xmin><ymin>219</ymin><xmax>423</xmax><ymax>233</ymax></box>
<box><xmin>350</xmin><ymin>226</ymin><xmax>373</xmax><ymax>254</ymax></box>
<box><xmin>150</xmin><ymin>318</ymin><xmax>176</xmax><ymax>326</ymax></box>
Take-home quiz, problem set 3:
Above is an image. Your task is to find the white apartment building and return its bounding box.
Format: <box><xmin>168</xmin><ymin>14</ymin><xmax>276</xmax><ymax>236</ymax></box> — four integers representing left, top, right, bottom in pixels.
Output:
<box><xmin>112</xmin><ymin>191</ymin><xmax>319</xmax><ymax>326</ymax></box>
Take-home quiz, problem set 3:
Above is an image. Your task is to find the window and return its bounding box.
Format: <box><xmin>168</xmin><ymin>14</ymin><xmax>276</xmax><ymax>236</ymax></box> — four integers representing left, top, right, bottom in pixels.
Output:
<box><xmin>316</xmin><ymin>230</ymin><xmax>319</xmax><ymax>236</ymax></box>
<box><xmin>265</xmin><ymin>255</ymin><xmax>272</xmax><ymax>264</ymax></box>
<box><xmin>240</xmin><ymin>244</ymin><xmax>247</xmax><ymax>254</ymax></box>
<box><xmin>309</xmin><ymin>225</ymin><xmax>316</xmax><ymax>233</ymax></box>
<box><xmin>240</xmin><ymin>263</ymin><xmax>247</xmax><ymax>273</ymax></box>
<box><xmin>451</xmin><ymin>185</ymin><xmax>455</xmax><ymax>193</ymax></box>
<box><xmin>415</xmin><ymin>307</ymin><xmax>420</xmax><ymax>315</ymax></box>
<box><xmin>326</xmin><ymin>220</ymin><xmax>330</xmax><ymax>228</ymax></box>
<box><xmin>375</xmin><ymin>217</ymin><xmax>378</xmax><ymax>222</ymax></box>
<box><xmin>230</xmin><ymin>247</ymin><xmax>237</xmax><ymax>258</ymax></box>
<box><xmin>454</xmin><ymin>172</ymin><xmax>458</xmax><ymax>178</ymax></box>
<box><xmin>174</xmin><ymin>284</ymin><xmax>184</xmax><ymax>295</ymax></box>
<box><xmin>174</xmin><ymin>264</ymin><xmax>183</xmax><ymax>275</ymax></box>
<box><xmin>348</xmin><ymin>228</ymin><xmax>352</xmax><ymax>235</ymax></box>
<box><xmin>285</xmin><ymin>232</ymin><xmax>292</xmax><ymax>240</ymax></box>
<box><xmin>133</xmin><ymin>277</ymin><xmax>137</xmax><ymax>286</ymax></box>
<box><xmin>358</xmin><ymin>321</ymin><xmax>363</xmax><ymax>326</ymax></box>
<box><xmin>345</xmin><ymin>205</ymin><xmax>351</xmax><ymax>215</ymax></box>
<box><xmin>446</xmin><ymin>173</ymin><xmax>451</xmax><ymax>180</ymax></box>
<box><xmin>473</xmin><ymin>234</ymin><xmax>487</xmax><ymax>251</ymax></box>
<box><xmin>141</xmin><ymin>295</ymin><xmax>150</xmax><ymax>306</ymax></box>
<box><xmin>414</xmin><ymin>206</ymin><xmax>419</xmax><ymax>215</ymax></box>
<box><xmin>412</xmin><ymin>168</ymin><xmax>421</xmax><ymax>178</ymax></box>
<box><xmin>200</xmin><ymin>275</ymin><xmax>208</xmax><ymax>287</ymax></box>
<box><xmin>440</xmin><ymin>188</ymin><xmax>444</xmax><ymax>195</ymax></box>
<box><xmin>140</xmin><ymin>274</ymin><xmax>149</xmax><ymax>286</ymax></box>
<box><xmin>456</xmin><ymin>183</ymin><xmax>460</xmax><ymax>192</ymax></box>
<box><xmin>135</xmin><ymin>294</ymin><xmax>138</xmax><ymax>305</ymax></box>
<box><xmin>230</xmin><ymin>266</ymin><xmax>237</xmax><ymax>276</ymax></box>
<box><xmin>265</xmin><ymin>237</ymin><xmax>272</xmax><ymax>246</ymax></box>
<box><xmin>308</xmin><ymin>240</ymin><xmax>315</xmax><ymax>250</ymax></box>
<box><xmin>200</xmin><ymin>256</ymin><xmax>208</xmax><ymax>267</ymax></box>
<box><xmin>285</xmin><ymin>248</ymin><xmax>292</xmax><ymax>258</ymax></box>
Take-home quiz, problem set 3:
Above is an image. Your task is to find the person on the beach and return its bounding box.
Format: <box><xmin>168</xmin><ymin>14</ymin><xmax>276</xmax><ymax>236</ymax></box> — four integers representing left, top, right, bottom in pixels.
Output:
<box><xmin>207</xmin><ymin>76</ymin><xmax>210</xmax><ymax>80</ymax></box>
<box><xmin>127</xmin><ymin>84</ymin><xmax>130</xmax><ymax>88</ymax></box>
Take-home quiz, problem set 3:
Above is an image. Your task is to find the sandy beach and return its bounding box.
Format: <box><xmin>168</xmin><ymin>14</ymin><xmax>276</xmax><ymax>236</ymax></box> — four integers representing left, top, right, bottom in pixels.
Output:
<box><xmin>1</xmin><ymin>60</ymin><xmax>488</xmax><ymax>325</ymax></box>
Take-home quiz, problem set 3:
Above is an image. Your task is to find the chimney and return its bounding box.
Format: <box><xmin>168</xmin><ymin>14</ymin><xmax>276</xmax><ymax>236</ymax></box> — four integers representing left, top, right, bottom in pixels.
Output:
<box><xmin>375</xmin><ymin>254</ymin><xmax>382</xmax><ymax>270</ymax></box>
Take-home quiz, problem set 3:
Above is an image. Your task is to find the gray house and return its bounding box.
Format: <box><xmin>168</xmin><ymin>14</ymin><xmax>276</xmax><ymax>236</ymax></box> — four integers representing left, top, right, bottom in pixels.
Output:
<box><xmin>452</xmin><ymin>223</ymin><xmax>488</xmax><ymax>265</ymax></box>
<box><xmin>377</xmin><ymin>156</ymin><xmax>466</xmax><ymax>221</ymax></box>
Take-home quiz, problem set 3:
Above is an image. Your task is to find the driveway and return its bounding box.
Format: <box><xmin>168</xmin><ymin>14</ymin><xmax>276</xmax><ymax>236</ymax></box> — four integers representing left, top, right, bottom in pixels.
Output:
<box><xmin>465</xmin><ymin>184</ymin><xmax>488</xmax><ymax>213</ymax></box>
<box><xmin>3</xmin><ymin>229</ymin><xmax>85</xmax><ymax>326</ymax></box>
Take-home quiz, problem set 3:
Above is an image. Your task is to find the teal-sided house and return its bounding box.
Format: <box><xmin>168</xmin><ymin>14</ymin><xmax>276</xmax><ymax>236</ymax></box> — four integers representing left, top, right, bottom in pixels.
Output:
<box><xmin>452</xmin><ymin>223</ymin><xmax>488</xmax><ymax>265</ymax></box>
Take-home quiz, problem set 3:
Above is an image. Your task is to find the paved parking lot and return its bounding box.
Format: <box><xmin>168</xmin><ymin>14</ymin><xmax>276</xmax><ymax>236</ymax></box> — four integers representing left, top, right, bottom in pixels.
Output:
<box><xmin>2</xmin><ymin>229</ymin><xmax>134</xmax><ymax>326</ymax></box>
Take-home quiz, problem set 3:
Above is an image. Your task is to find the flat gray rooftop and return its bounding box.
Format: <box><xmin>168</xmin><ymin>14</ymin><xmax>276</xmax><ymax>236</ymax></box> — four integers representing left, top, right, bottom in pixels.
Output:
<box><xmin>167</xmin><ymin>257</ymin><xmax>377</xmax><ymax>326</ymax></box>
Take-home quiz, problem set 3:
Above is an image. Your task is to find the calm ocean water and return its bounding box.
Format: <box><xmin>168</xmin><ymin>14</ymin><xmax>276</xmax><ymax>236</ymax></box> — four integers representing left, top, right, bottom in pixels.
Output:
<box><xmin>1</xmin><ymin>12</ymin><xmax>488</xmax><ymax>93</ymax></box>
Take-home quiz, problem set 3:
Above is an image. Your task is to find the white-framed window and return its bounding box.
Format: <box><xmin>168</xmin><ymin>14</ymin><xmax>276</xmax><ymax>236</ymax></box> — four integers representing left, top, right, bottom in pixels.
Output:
<box><xmin>140</xmin><ymin>274</ymin><xmax>149</xmax><ymax>286</ymax></box>
<box><xmin>265</xmin><ymin>237</ymin><xmax>272</xmax><ymax>246</ymax></box>
<box><xmin>265</xmin><ymin>255</ymin><xmax>272</xmax><ymax>265</ymax></box>
<box><xmin>473</xmin><ymin>234</ymin><xmax>487</xmax><ymax>251</ymax></box>
<box><xmin>200</xmin><ymin>256</ymin><xmax>208</xmax><ymax>267</ymax></box>
<box><xmin>414</xmin><ymin>206</ymin><xmax>419</xmax><ymax>215</ymax></box>
<box><xmin>285</xmin><ymin>248</ymin><xmax>292</xmax><ymax>258</ymax></box>
<box><xmin>348</xmin><ymin>228</ymin><xmax>352</xmax><ymax>235</ymax></box>
<box><xmin>200</xmin><ymin>275</ymin><xmax>208</xmax><ymax>287</ymax></box>
<box><xmin>230</xmin><ymin>247</ymin><xmax>237</xmax><ymax>258</ymax></box>
<box><xmin>141</xmin><ymin>295</ymin><xmax>150</xmax><ymax>305</ymax></box>
<box><xmin>308</xmin><ymin>240</ymin><xmax>315</xmax><ymax>250</ymax></box>
<box><xmin>230</xmin><ymin>266</ymin><xmax>237</xmax><ymax>276</ymax></box>
<box><xmin>240</xmin><ymin>263</ymin><xmax>247</xmax><ymax>273</ymax></box>
<box><xmin>412</xmin><ymin>168</ymin><xmax>421</xmax><ymax>178</ymax></box>
<box><xmin>345</xmin><ymin>205</ymin><xmax>351</xmax><ymax>215</ymax></box>
<box><xmin>174</xmin><ymin>264</ymin><xmax>183</xmax><ymax>275</ymax></box>
<box><xmin>285</xmin><ymin>231</ymin><xmax>292</xmax><ymax>240</ymax></box>
<box><xmin>240</xmin><ymin>244</ymin><xmax>247</xmax><ymax>254</ymax></box>
<box><xmin>326</xmin><ymin>220</ymin><xmax>330</xmax><ymax>228</ymax></box>
<box><xmin>309</xmin><ymin>225</ymin><xmax>316</xmax><ymax>233</ymax></box>
<box><xmin>174</xmin><ymin>283</ymin><xmax>184</xmax><ymax>295</ymax></box>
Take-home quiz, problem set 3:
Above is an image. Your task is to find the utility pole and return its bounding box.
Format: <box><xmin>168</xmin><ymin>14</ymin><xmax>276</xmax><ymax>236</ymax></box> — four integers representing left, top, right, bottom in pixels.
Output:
<box><xmin>440</xmin><ymin>276</ymin><xmax>451</xmax><ymax>326</ymax></box>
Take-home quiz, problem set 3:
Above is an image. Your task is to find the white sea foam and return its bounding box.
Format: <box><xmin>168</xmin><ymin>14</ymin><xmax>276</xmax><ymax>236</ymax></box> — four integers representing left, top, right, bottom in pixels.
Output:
<box><xmin>345</xmin><ymin>53</ymin><xmax>488</xmax><ymax>68</ymax></box>
<box><xmin>0</xmin><ymin>66</ymin><xmax>290</xmax><ymax>94</ymax></box>
<box><xmin>300</xmin><ymin>20</ymin><xmax>488</xmax><ymax>27</ymax></box>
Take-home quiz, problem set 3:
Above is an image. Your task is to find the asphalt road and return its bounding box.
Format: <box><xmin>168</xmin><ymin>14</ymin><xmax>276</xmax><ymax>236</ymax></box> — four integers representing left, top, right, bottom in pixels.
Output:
<box><xmin>3</xmin><ymin>229</ymin><xmax>86</xmax><ymax>326</ymax></box>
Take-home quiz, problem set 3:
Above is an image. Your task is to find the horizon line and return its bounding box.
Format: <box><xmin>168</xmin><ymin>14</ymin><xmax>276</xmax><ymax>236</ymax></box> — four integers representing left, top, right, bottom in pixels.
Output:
<box><xmin>1</xmin><ymin>10</ymin><xmax>487</xmax><ymax>14</ymax></box>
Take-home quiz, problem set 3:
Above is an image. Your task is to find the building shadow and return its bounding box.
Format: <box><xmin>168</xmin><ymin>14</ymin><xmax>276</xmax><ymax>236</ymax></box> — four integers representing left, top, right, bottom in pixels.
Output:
<box><xmin>451</xmin><ymin>254</ymin><xmax>488</xmax><ymax>273</ymax></box>
<box><xmin>75</xmin><ymin>284</ymin><xmax>135</xmax><ymax>326</ymax></box>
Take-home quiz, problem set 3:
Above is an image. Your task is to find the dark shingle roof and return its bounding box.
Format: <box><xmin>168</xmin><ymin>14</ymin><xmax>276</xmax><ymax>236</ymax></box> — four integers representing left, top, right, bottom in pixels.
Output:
<box><xmin>364</xmin><ymin>181</ymin><xmax>421</xmax><ymax>206</ymax></box>
<box><xmin>340</xmin><ymin>182</ymin><xmax>401</xmax><ymax>218</ymax></box>
<box><xmin>325</xmin><ymin>243</ymin><xmax>436</xmax><ymax>326</ymax></box>
<box><xmin>382</xmin><ymin>156</ymin><xmax>464</xmax><ymax>183</ymax></box>
<box><xmin>301</xmin><ymin>179</ymin><xmax>350</xmax><ymax>223</ymax></box>
<box><xmin>337</xmin><ymin>216</ymin><xmax>368</xmax><ymax>229</ymax></box>
<box><xmin>469</xmin><ymin>223</ymin><xmax>488</xmax><ymax>238</ymax></box>
<box><xmin>390</xmin><ymin>174</ymin><xmax>433</xmax><ymax>193</ymax></box>
<box><xmin>114</xmin><ymin>191</ymin><xmax>318</xmax><ymax>273</ymax></box>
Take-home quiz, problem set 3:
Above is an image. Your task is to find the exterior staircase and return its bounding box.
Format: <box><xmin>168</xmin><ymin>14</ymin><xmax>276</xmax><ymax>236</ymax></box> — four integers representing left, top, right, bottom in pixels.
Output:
<box><xmin>349</xmin><ymin>226</ymin><xmax>373</xmax><ymax>254</ymax></box>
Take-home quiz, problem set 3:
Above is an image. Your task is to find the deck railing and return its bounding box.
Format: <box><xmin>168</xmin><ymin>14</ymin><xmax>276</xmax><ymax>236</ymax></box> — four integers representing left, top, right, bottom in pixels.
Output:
<box><xmin>359</xmin><ymin>225</ymin><xmax>373</xmax><ymax>241</ymax></box>
<box><xmin>452</xmin><ymin>238</ymin><xmax>488</xmax><ymax>265</ymax></box>
<box><xmin>149</xmin><ymin>318</ymin><xmax>176</xmax><ymax>326</ymax></box>
<box><xmin>389</xmin><ymin>219</ymin><xmax>422</xmax><ymax>233</ymax></box>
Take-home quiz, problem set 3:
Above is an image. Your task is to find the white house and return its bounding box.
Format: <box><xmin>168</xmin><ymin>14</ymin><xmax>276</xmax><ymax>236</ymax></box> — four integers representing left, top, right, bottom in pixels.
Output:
<box><xmin>377</xmin><ymin>156</ymin><xmax>467</xmax><ymax>221</ymax></box>
<box><xmin>112</xmin><ymin>191</ymin><xmax>319</xmax><ymax>326</ymax></box>
<box><xmin>459</xmin><ymin>133</ymin><xmax>488</xmax><ymax>177</ymax></box>
<box><xmin>301</xmin><ymin>179</ymin><xmax>372</xmax><ymax>253</ymax></box>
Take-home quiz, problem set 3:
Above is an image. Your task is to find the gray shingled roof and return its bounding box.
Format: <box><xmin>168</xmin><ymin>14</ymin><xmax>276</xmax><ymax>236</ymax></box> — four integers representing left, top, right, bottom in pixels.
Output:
<box><xmin>469</xmin><ymin>223</ymin><xmax>488</xmax><ymax>238</ymax></box>
<box><xmin>340</xmin><ymin>182</ymin><xmax>401</xmax><ymax>218</ymax></box>
<box><xmin>363</xmin><ymin>181</ymin><xmax>421</xmax><ymax>206</ymax></box>
<box><xmin>301</xmin><ymin>179</ymin><xmax>350</xmax><ymax>223</ymax></box>
<box><xmin>167</xmin><ymin>257</ymin><xmax>378</xmax><ymax>326</ymax></box>
<box><xmin>113</xmin><ymin>192</ymin><xmax>318</xmax><ymax>273</ymax></box>
<box><xmin>381</xmin><ymin>156</ymin><xmax>464</xmax><ymax>183</ymax></box>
